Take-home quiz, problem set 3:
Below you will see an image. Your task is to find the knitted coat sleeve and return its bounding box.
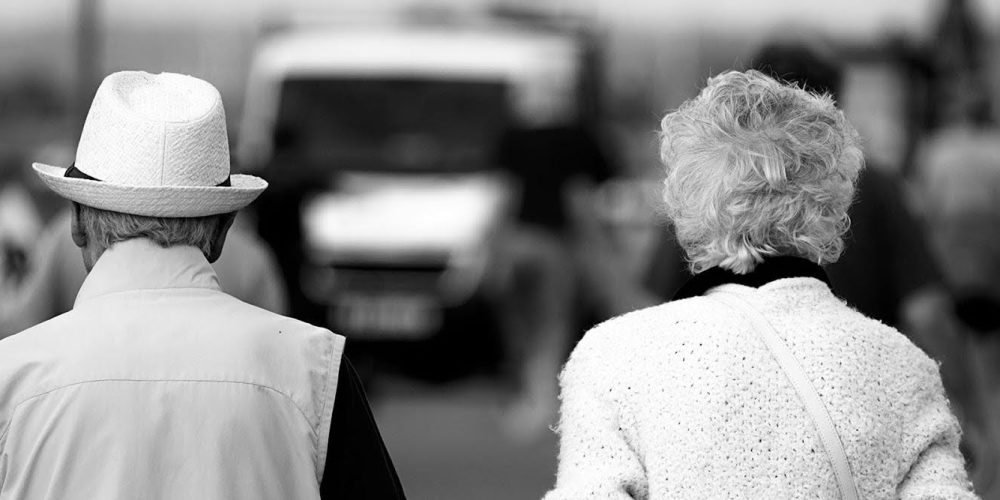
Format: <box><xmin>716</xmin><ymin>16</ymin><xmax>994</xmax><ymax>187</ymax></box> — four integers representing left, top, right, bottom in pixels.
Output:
<box><xmin>896</xmin><ymin>354</ymin><xmax>978</xmax><ymax>499</ymax></box>
<box><xmin>543</xmin><ymin>331</ymin><xmax>648</xmax><ymax>500</ymax></box>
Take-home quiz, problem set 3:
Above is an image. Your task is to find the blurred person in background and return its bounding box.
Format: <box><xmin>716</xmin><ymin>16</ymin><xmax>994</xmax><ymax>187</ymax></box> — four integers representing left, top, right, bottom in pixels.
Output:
<box><xmin>0</xmin><ymin>71</ymin><xmax>404</xmax><ymax>499</ymax></box>
<box><xmin>494</xmin><ymin>64</ymin><xmax>614</xmax><ymax>438</ymax></box>
<box><xmin>0</xmin><ymin>80</ymin><xmax>57</xmax><ymax>299</ymax></box>
<box><xmin>574</xmin><ymin>41</ymin><xmax>943</xmax><ymax>335</ymax></box>
<box><xmin>910</xmin><ymin>127</ymin><xmax>1000</xmax><ymax>498</ymax></box>
<box><xmin>0</xmin><ymin>159</ymin><xmax>42</xmax><ymax>293</ymax></box>
<box><xmin>546</xmin><ymin>70</ymin><xmax>974</xmax><ymax>499</ymax></box>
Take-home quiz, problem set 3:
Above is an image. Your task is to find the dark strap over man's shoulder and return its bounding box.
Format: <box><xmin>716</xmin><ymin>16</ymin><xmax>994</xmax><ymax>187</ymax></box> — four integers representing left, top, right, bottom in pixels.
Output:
<box><xmin>321</xmin><ymin>357</ymin><xmax>407</xmax><ymax>499</ymax></box>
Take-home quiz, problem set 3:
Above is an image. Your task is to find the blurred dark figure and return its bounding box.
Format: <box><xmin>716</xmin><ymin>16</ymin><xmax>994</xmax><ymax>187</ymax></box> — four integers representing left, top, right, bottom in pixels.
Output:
<box><xmin>0</xmin><ymin>154</ymin><xmax>42</xmax><ymax>290</ymax></box>
<box><xmin>910</xmin><ymin>127</ymin><xmax>1000</xmax><ymax>497</ymax></box>
<box><xmin>578</xmin><ymin>41</ymin><xmax>942</xmax><ymax>333</ymax></box>
<box><xmin>493</xmin><ymin>75</ymin><xmax>614</xmax><ymax>438</ymax></box>
<box><xmin>498</xmin><ymin>127</ymin><xmax>611</xmax><ymax>230</ymax></box>
<box><xmin>927</xmin><ymin>0</ymin><xmax>994</xmax><ymax>128</ymax></box>
<box><xmin>0</xmin><ymin>78</ymin><xmax>64</xmax><ymax>293</ymax></box>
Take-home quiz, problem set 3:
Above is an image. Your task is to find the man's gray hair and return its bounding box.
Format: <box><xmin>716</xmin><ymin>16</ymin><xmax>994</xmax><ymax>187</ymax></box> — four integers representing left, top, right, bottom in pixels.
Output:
<box><xmin>76</xmin><ymin>203</ymin><xmax>227</xmax><ymax>257</ymax></box>
<box><xmin>659</xmin><ymin>70</ymin><xmax>864</xmax><ymax>274</ymax></box>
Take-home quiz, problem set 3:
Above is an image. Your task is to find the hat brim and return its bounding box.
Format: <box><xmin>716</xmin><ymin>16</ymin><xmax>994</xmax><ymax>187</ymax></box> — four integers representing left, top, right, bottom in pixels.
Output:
<box><xmin>33</xmin><ymin>163</ymin><xmax>268</xmax><ymax>217</ymax></box>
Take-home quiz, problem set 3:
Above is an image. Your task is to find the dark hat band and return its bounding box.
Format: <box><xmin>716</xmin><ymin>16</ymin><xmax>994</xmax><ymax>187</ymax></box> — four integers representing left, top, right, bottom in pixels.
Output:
<box><xmin>64</xmin><ymin>164</ymin><xmax>232</xmax><ymax>187</ymax></box>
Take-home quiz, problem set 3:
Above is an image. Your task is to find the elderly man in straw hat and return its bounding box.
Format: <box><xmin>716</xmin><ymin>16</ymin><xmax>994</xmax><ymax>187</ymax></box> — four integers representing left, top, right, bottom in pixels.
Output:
<box><xmin>0</xmin><ymin>71</ymin><xmax>405</xmax><ymax>499</ymax></box>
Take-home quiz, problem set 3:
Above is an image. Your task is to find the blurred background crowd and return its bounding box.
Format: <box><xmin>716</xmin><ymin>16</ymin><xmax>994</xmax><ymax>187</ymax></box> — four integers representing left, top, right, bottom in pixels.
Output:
<box><xmin>2</xmin><ymin>0</ymin><xmax>1000</xmax><ymax>498</ymax></box>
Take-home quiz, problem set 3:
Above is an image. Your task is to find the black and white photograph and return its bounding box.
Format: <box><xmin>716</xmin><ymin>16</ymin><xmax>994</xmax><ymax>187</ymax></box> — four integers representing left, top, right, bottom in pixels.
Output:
<box><xmin>0</xmin><ymin>0</ymin><xmax>998</xmax><ymax>498</ymax></box>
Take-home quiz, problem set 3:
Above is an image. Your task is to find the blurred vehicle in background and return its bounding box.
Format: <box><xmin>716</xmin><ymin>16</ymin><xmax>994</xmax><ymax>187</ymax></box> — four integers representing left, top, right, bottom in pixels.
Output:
<box><xmin>238</xmin><ymin>14</ymin><xmax>596</xmax><ymax>382</ymax></box>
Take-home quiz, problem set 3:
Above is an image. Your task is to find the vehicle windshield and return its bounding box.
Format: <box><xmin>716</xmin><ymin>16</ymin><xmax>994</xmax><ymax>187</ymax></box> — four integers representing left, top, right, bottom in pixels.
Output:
<box><xmin>273</xmin><ymin>77</ymin><xmax>510</xmax><ymax>172</ymax></box>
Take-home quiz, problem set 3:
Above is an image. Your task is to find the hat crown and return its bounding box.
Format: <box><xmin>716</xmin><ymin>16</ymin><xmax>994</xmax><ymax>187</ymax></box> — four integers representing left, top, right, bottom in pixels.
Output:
<box><xmin>75</xmin><ymin>71</ymin><xmax>230</xmax><ymax>188</ymax></box>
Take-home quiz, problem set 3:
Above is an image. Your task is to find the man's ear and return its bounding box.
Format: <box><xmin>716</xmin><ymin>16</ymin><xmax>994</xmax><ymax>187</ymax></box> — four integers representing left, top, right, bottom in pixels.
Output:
<box><xmin>70</xmin><ymin>202</ymin><xmax>87</xmax><ymax>248</ymax></box>
<box><xmin>207</xmin><ymin>212</ymin><xmax>238</xmax><ymax>263</ymax></box>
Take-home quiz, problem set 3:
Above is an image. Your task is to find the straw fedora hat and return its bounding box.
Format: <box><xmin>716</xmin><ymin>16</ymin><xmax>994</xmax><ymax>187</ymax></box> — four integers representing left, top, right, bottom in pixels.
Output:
<box><xmin>33</xmin><ymin>71</ymin><xmax>267</xmax><ymax>217</ymax></box>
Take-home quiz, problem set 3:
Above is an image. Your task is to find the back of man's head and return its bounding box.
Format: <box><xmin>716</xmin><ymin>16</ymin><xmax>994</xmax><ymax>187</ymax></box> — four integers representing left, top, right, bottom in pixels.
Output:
<box><xmin>74</xmin><ymin>203</ymin><xmax>231</xmax><ymax>261</ymax></box>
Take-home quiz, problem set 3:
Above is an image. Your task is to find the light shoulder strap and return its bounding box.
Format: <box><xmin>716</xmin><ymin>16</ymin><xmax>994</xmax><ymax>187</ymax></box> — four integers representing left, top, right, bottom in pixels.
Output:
<box><xmin>711</xmin><ymin>291</ymin><xmax>860</xmax><ymax>500</ymax></box>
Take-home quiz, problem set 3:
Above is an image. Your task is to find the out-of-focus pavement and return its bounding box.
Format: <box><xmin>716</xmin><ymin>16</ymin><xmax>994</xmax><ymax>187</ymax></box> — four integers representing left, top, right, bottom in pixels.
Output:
<box><xmin>374</xmin><ymin>378</ymin><xmax>558</xmax><ymax>500</ymax></box>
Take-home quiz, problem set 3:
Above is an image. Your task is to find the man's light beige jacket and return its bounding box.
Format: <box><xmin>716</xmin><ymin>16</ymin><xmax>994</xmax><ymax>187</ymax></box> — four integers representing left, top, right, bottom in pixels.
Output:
<box><xmin>0</xmin><ymin>238</ymin><xmax>344</xmax><ymax>499</ymax></box>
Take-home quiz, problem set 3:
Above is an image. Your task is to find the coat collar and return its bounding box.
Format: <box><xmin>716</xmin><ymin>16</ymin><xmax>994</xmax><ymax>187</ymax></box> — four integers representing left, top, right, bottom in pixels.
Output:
<box><xmin>673</xmin><ymin>256</ymin><xmax>831</xmax><ymax>301</ymax></box>
<box><xmin>75</xmin><ymin>238</ymin><xmax>221</xmax><ymax>307</ymax></box>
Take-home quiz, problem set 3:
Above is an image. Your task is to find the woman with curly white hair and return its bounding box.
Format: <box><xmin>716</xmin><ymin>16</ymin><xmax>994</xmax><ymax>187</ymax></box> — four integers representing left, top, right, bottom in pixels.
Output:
<box><xmin>544</xmin><ymin>70</ymin><xmax>976</xmax><ymax>499</ymax></box>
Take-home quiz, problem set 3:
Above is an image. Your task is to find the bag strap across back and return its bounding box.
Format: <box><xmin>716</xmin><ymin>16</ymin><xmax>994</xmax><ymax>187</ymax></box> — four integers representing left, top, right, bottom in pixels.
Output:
<box><xmin>711</xmin><ymin>290</ymin><xmax>861</xmax><ymax>500</ymax></box>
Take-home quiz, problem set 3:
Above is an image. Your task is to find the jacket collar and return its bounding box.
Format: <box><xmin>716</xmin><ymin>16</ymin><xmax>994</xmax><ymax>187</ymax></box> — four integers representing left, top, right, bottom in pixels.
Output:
<box><xmin>673</xmin><ymin>256</ymin><xmax>831</xmax><ymax>301</ymax></box>
<box><xmin>75</xmin><ymin>238</ymin><xmax>221</xmax><ymax>307</ymax></box>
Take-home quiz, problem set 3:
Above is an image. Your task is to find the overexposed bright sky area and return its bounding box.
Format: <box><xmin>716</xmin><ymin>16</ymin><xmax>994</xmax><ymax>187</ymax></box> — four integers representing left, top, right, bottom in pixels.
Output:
<box><xmin>2</xmin><ymin>0</ymin><xmax>996</xmax><ymax>39</ymax></box>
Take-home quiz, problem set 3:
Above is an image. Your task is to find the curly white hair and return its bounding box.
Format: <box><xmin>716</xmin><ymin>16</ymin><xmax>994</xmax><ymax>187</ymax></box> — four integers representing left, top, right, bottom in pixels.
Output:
<box><xmin>659</xmin><ymin>70</ymin><xmax>864</xmax><ymax>274</ymax></box>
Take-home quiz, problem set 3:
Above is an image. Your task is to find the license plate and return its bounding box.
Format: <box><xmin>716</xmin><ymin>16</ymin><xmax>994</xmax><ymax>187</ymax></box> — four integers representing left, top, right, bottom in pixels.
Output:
<box><xmin>330</xmin><ymin>293</ymin><xmax>442</xmax><ymax>339</ymax></box>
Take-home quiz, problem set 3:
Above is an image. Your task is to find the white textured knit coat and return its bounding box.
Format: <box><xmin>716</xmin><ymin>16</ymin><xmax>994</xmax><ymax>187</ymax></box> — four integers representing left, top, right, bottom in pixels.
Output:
<box><xmin>545</xmin><ymin>278</ymin><xmax>977</xmax><ymax>499</ymax></box>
